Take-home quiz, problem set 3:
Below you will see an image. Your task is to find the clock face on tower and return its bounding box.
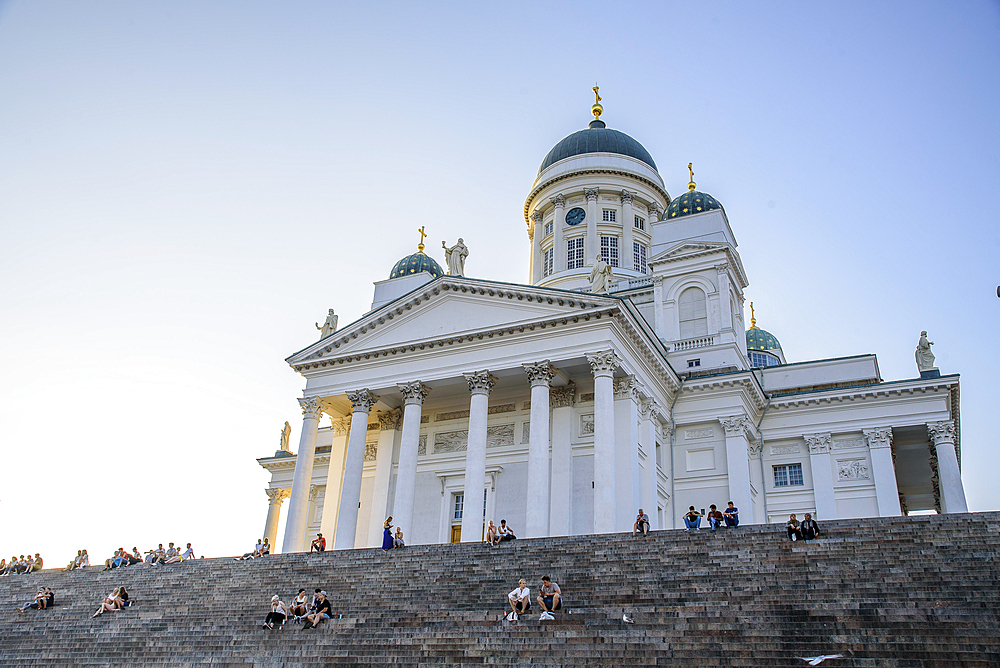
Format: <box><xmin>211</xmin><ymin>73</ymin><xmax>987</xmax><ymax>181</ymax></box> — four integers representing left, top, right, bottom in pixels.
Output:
<box><xmin>565</xmin><ymin>207</ymin><xmax>586</xmax><ymax>226</ymax></box>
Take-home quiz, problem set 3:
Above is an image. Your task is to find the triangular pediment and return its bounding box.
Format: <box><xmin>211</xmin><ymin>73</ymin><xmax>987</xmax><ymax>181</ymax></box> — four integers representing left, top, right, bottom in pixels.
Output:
<box><xmin>650</xmin><ymin>241</ymin><xmax>730</xmax><ymax>264</ymax></box>
<box><xmin>287</xmin><ymin>278</ymin><xmax>618</xmax><ymax>365</ymax></box>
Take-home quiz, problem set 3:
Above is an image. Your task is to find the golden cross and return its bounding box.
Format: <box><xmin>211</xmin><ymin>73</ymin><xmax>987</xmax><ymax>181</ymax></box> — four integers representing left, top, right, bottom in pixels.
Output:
<box><xmin>750</xmin><ymin>301</ymin><xmax>756</xmax><ymax>327</ymax></box>
<box><xmin>593</xmin><ymin>85</ymin><xmax>601</xmax><ymax>105</ymax></box>
<box><xmin>418</xmin><ymin>226</ymin><xmax>426</xmax><ymax>245</ymax></box>
<box><xmin>688</xmin><ymin>162</ymin><xmax>694</xmax><ymax>182</ymax></box>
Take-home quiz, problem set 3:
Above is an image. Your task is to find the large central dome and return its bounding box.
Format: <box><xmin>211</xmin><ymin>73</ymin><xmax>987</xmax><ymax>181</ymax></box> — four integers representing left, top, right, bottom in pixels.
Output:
<box><xmin>538</xmin><ymin>120</ymin><xmax>657</xmax><ymax>175</ymax></box>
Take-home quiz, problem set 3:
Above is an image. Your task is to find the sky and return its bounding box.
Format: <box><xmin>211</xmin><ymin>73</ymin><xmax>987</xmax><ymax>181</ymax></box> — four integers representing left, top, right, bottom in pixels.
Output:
<box><xmin>1</xmin><ymin>1</ymin><xmax>998</xmax><ymax>566</ymax></box>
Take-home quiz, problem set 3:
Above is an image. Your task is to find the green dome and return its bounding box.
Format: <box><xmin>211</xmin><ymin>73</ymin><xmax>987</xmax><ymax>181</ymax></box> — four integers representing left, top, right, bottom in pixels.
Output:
<box><xmin>663</xmin><ymin>190</ymin><xmax>724</xmax><ymax>220</ymax></box>
<box><xmin>389</xmin><ymin>252</ymin><xmax>444</xmax><ymax>280</ymax></box>
<box><xmin>746</xmin><ymin>326</ymin><xmax>782</xmax><ymax>352</ymax></box>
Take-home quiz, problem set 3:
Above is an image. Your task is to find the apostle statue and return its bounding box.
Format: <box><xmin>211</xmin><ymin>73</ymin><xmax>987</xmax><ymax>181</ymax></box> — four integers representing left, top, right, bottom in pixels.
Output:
<box><xmin>589</xmin><ymin>255</ymin><xmax>613</xmax><ymax>294</ymax></box>
<box><xmin>279</xmin><ymin>421</ymin><xmax>292</xmax><ymax>452</ymax></box>
<box><xmin>316</xmin><ymin>309</ymin><xmax>338</xmax><ymax>338</ymax></box>
<box><xmin>915</xmin><ymin>331</ymin><xmax>936</xmax><ymax>372</ymax></box>
<box><xmin>442</xmin><ymin>238</ymin><xmax>469</xmax><ymax>276</ymax></box>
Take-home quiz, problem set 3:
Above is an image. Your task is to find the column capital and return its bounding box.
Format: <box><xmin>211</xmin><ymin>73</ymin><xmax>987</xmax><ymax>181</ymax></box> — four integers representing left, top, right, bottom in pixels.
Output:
<box><xmin>298</xmin><ymin>396</ymin><xmax>324</xmax><ymax>420</ymax></box>
<box><xmin>309</xmin><ymin>484</ymin><xmax>323</xmax><ymax>501</ymax></box>
<box><xmin>640</xmin><ymin>399</ymin><xmax>659</xmax><ymax>421</ymax></box>
<box><xmin>927</xmin><ymin>420</ymin><xmax>956</xmax><ymax>444</ymax></box>
<box><xmin>619</xmin><ymin>190</ymin><xmax>634</xmax><ymax>205</ymax></box>
<box><xmin>550</xmin><ymin>384</ymin><xmax>576</xmax><ymax>408</ymax></box>
<box><xmin>549</xmin><ymin>194</ymin><xmax>565</xmax><ymax>207</ymax></box>
<box><xmin>266</xmin><ymin>488</ymin><xmax>290</xmax><ymax>503</ymax></box>
<box><xmin>331</xmin><ymin>417</ymin><xmax>350</xmax><ymax>436</ymax></box>
<box><xmin>748</xmin><ymin>437</ymin><xmax>763</xmax><ymax>461</ymax></box>
<box><xmin>531</xmin><ymin>210</ymin><xmax>545</xmax><ymax>223</ymax></box>
<box><xmin>584</xmin><ymin>188</ymin><xmax>600</xmax><ymax>202</ymax></box>
<box><xmin>464</xmin><ymin>370</ymin><xmax>498</xmax><ymax>395</ymax></box>
<box><xmin>586</xmin><ymin>350</ymin><xmax>619</xmax><ymax>378</ymax></box>
<box><xmin>719</xmin><ymin>415</ymin><xmax>751</xmax><ymax>438</ymax></box>
<box><xmin>377</xmin><ymin>408</ymin><xmax>401</xmax><ymax>431</ymax></box>
<box><xmin>646</xmin><ymin>202</ymin><xmax>661</xmax><ymax>219</ymax></box>
<box><xmin>864</xmin><ymin>427</ymin><xmax>893</xmax><ymax>450</ymax></box>
<box><xmin>613</xmin><ymin>376</ymin><xmax>641</xmax><ymax>403</ymax></box>
<box><xmin>397</xmin><ymin>381</ymin><xmax>431</xmax><ymax>406</ymax></box>
<box><xmin>715</xmin><ymin>262</ymin><xmax>730</xmax><ymax>275</ymax></box>
<box><xmin>523</xmin><ymin>360</ymin><xmax>558</xmax><ymax>388</ymax></box>
<box><xmin>347</xmin><ymin>388</ymin><xmax>379</xmax><ymax>414</ymax></box>
<box><xmin>804</xmin><ymin>432</ymin><xmax>832</xmax><ymax>454</ymax></box>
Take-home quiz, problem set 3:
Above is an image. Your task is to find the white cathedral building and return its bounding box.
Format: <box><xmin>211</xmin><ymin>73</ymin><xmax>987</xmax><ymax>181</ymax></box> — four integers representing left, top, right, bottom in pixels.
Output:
<box><xmin>259</xmin><ymin>95</ymin><xmax>967</xmax><ymax>553</ymax></box>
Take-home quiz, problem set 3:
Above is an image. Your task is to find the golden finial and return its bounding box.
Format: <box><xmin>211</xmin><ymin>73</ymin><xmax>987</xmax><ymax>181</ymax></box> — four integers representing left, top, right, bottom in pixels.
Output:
<box><xmin>417</xmin><ymin>226</ymin><xmax>427</xmax><ymax>253</ymax></box>
<box><xmin>749</xmin><ymin>301</ymin><xmax>756</xmax><ymax>328</ymax></box>
<box><xmin>687</xmin><ymin>162</ymin><xmax>697</xmax><ymax>192</ymax></box>
<box><xmin>591</xmin><ymin>84</ymin><xmax>603</xmax><ymax>120</ymax></box>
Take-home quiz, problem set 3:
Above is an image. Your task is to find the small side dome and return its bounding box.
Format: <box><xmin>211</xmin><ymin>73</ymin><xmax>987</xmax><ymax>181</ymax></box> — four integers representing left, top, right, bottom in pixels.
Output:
<box><xmin>389</xmin><ymin>252</ymin><xmax>444</xmax><ymax>280</ymax></box>
<box><xmin>746</xmin><ymin>327</ymin><xmax>782</xmax><ymax>353</ymax></box>
<box><xmin>663</xmin><ymin>190</ymin><xmax>724</xmax><ymax>220</ymax></box>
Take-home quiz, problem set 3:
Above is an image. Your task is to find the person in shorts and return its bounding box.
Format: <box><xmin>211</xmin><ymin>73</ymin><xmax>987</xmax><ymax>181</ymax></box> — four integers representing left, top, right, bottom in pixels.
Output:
<box><xmin>633</xmin><ymin>509</ymin><xmax>650</xmax><ymax>537</ymax></box>
<box><xmin>309</xmin><ymin>533</ymin><xmax>326</xmax><ymax>553</ymax></box>
<box><xmin>302</xmin><ymin>591</ymin><xmax>331</xmax><ymax>629</ymax></box>
<box><xmin>506</xmin><ymin>579</ymin><xmax>530</xmax><ymax>620</ymax></box>
<box><xmin>535</xmin><ymin>576</ymin><xmax>562</xmax><ymax>620</ymax></box>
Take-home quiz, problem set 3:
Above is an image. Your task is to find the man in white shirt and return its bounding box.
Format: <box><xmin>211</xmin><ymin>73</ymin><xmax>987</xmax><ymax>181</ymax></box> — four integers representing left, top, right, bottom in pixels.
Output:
<box><xmin>506</xmin><ymin>579</ymin><xmax>530</xmax><ymax>620</ymax></box>
<box><xmin>180</xmin><ymin>543</ymin><xmax>195</xmax><ymax>560</ymax></box>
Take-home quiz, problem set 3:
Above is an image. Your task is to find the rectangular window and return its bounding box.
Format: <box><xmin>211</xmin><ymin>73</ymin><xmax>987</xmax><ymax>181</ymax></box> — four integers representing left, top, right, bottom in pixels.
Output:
<box><xmin>687</xmin><ymin>359</ymin><xmax>700</xmax><ymax>368</ymax></box>
<box><xmin>633</xmin><ymin>242</ymin><xmax>647</xmax><ymax>274</ymax></box>
<box><xmin>634</xmin><ymin>216</ymin><xmax>645</xmax><ymax>230</ymax></box>
<box><xmin>567</xmin><ymin>238</ymin><xmax>585</xmax><ymax>270</ymax></box>
<box><xmin>544</xmin><ymin>221</ymin><xmax>553</xmax><ymax>237</ymax></box>
<box><xmin>453</xmin><ymin>494</ymin><xmax>464</xmax><ymax>520</ymax></box>
<box><xmin>773</xmin><ymin>464</ymin><xmax>804</xmax><ymax>487</ymax></box>
<box><xmin>602</xmin><ymin>209</ymin><xmax>616</xmax><ymax>222</ymax></box>
<box><xmin>600</xmin><ymin>235</ymin><xmax>619</xmax><ymax>267</ymax></box>
<box><xmin>542</xmin><ymin>247</ymin><xmax>554</xmax><ymax>277</ymax></box>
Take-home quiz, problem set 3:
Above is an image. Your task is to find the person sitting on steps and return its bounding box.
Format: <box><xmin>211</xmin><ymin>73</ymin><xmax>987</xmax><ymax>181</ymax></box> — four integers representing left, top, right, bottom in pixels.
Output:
<box><xmin>506</xmin><ymin>579</ymin><xmax>530</xmax><ymax>621</ymax></box>
<box><xmin>302</xmin><ymin>591</ymin><xmax>331</xmax><ymax>629</ymax></box>
<box><xmin>633</xmin><ymin>508</ymin><xmax>650</xmax><ymax>537</ymax></box>
<box><xmin>684</xmin><ymin>506</ymin><xmax>703</xmax><ymax>531</ymax></box>
<box><xmin>535</xmin><ymin>576</ymin><xmax>562</xmax><ymax>621</ymax></box>
<box><xmin>393</xmin><ymin>527</ymin><xmax>405</xmax><ymax>548</ymax></box>
<box><xmin>723</xmin><ymin>502</ymin><xmax>740</xmax><ymax>527</ymax></box>
<box><xmin>786</xmin><ymin>514</ymin><xmax>802</xmax><ymax>541</ymax></box>
<box><xmin>263</xmin><ymin>594</ymin><xmax>288</xmax><ymax>630</ymax></box>
<box><xmin>800</xmin><ymin>513</ymin><xmax>821</xmax><ymax>540</ymax></box>
<box><xmin>707</xmin><ymin>505</ymin><xmax>724</xmax><ymax>532</ymax></box>
<box><xmin>289</xmin><ymin>589</ymin><xmax>308</xmax><ymax>620</ymax></box>
<box><xmin>484</xmin><ymin>520</ymin><xmax>500</xmax><ymax>546</ymax></box>
<box><xmin>309</xmin><ymin>533</ymin><xmax>326</xmax><ymax>553</ymax></box>
<box><xmin>498</xmin><ymin>520</ymin><xmax>516</xmax><ymax>542</ymax></box>
<box><xmin>92</xmin><ymin>587</ymin><xmax>123</xmax><ymax>617</ymax></box>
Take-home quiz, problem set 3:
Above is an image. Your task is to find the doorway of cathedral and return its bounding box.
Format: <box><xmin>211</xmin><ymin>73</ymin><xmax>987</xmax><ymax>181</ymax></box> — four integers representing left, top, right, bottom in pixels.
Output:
<box><xmin>450</xmin><ymin>525</ymin><xmax>461</xmax><ymax>543</ymax></box>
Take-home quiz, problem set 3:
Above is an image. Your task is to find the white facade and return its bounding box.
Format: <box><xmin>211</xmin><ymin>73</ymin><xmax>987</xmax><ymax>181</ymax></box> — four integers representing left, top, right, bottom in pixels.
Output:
<box><xmin>259</xmin><ymin>108</ymin><xmax>967</xmax><ymax>552</ymax></box>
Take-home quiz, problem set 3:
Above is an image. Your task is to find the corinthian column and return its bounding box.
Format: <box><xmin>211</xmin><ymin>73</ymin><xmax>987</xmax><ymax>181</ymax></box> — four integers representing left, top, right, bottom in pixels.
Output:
<box><xmin>621</xmin><ymin>190</ymin><xmax>634</xmax><ymax>270</ymax></box>
<box><xmin>460</xmin><ymin>371</ymin><xmax>496</xmax><ymax>542</ymax></box>
<box><xmin>282</xmin><ymin>397</ymin><xmax>324</xmax><ymax>553</ymax></box>
<box><xmin>263</xmin><ymin>488</ymin><xmax>290</xmax><ymax>553</ymax></box>
<box><xmin>392</xmin><ymin>381</ymin><xmax>430</xmax><ymax>539</ymax></box>
<box><xmin>367</xmin><ymin>409</ymin><xmax>401</xmax><ymax>546</ymax></box>
<box><xmin>587</xmin><ymin>350</ymin><xmax>618</xmax><ymax>533</ymax></box>
<box><xmin>804</xmin><ymin>432</ymin><xmax>837</xmax><ymax>520</ymax></box>
<box><xmin>614</xmin><ymin>376</ymin><xmax>641</xmax><ymax>529</ymax></box>
<box><xmin>550</xmin><ymin>194</ymin><xmax>565</xmax><ymax>274</ymax></box>
<box><xmin>549</xmin><ymin>385</ymin><xmax>575</xmax><ymax>536</ymax></box>
<box><xmin>524</xmin><ymin>361</ymin><xmax>557</xmax><ymax>538</ymax></box>
<box><xmin>530</xmin><ymin>211</ymin><xmax>544</xmax><ymax>284</ymax></box>
<box><xmin>720</xmin><ymin>415</ymin><xmax>755</xmax><ymax>525</ymax></box>
<box><xmin>864</xmin><ymin>427</ymin><xmax>901</xmax><ymax>516</ymax></box>
<box><xmin>927</xmin><ymin>421</ymin><xmax>968</xmax><ymax>513</ymax></box>
<box><xmin>334</xmin><ymin>389</ymin><xmax>380</xmax><ymax>550</ymax></box>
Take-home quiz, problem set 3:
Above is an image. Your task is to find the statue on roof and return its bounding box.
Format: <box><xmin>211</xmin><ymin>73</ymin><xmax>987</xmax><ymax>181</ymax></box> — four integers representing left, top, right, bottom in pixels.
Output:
<box><xmin>915</xmin><ymin>331</ymin><xmax>937</xmax><ymax>372</ymax></box>
<box><xmin>279</xmin><ymin>421</ymin><xmax>292</xmax><ymax>452</ymax></box>
<box><xmin>589</xmin><ymin>254</ymin><xmax>613</xmax><ymax>294</ymax></box>
<box><xmin>442</xmin><ymin>238</ymin><xmax>469</xmax><ymax>276</ymax></box>
<box><xmin>316</xmin><ymin>309</ymin><xmax>338</xmax><ymax>338</ymax></box>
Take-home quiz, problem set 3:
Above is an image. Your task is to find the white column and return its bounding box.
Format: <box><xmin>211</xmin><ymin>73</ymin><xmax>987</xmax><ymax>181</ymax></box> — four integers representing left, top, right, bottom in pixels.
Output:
<box><xmin>263</xmin><ymin>488</ymin><xmax>290</xmax><ymax>553</ymax></box>
<box><xmin>530</xmin><ymin>211</ymin><xmax>543</xmax><ymax>284</ymax></box>
<box><xmin>335</xmin><ymin>389</ymin><xmax>379</xmax><ymax>550</ymax></box>
<box><xmin>367</xmin><ymin>409</ymin><xmax>401</xmax><ymax>546</ymax></box>
<box><xmin>281</xmin><ymin>396</ymin><xmax>324</xmax><ymax>553</ymax></box>
<box><xmin>587</xmin><ymin>350</ymin><xmax>618</xmax><ymax>533</ymax></box>
<box><xmin>748</xmin><ymin>437</ymin><xmax>764</xmax><ymax>521</ymax></box>
<box><xmin>392</xmin><ymin>381</ymin><xmax>430</xmax><ymax>539</ymax></box>
<box><xmin>461</xmin><ymin>371</ymin><xmax>496</xmax><ymax>542</ymax></box>
<box><xmin>804</xmin><ymin>433</ymin><xmax>837</xmax><ymax>520</ymax></box>
<box><xmin>585</xmin><ymin>188</ymin><xmax>599</xmax><ymax>263</ymax></box>
<box><xmin>927</xmin><ymin>421</ymin><xmax>968</xmax><ymax>513</ymax></box>
<box><xmin>640</xmin><ymin>400</ymin><xmax>659</xmax><ymax>531</ymax></box>
<box><xmin>720</xmin><ymin>416</ymin><xmax>756</xmax><ymax>525</ymax></box>
<box><xmin>716</xmin><ymin>263</ymin><xmax>733</xmax><ymax>331</ymax></box>
<box><xmin>551</xmin><ymin>194</ymin><xmax>565</xmax><ymax>273</ymax></box>
<box><xmin>621</xmin><ymin>191</ymin><xmax>634</xmax><ymax>271</ymax></box>
<box><xmin>647</xmin><ymin>202</ymin><xmax>661</xmax><ymax>227</ymax></box>
<box><xmin>549</xmin><ymin>385</ymin><xmax>575</xmax><ymax>536</ymax></box>
<box><xmin>523</xmin><ymin>361</ymin><xmax>557</xmax><ymax>538</ymax></box>
<box><xmin>319</xmin><ymin>418</ymin><xmax>349</xmax><ymax>543</ymax></box>
<box><xmin>864</xmin><ymin>427</ymin><xmax>902</xmax><ymax>517</ymax></box>
<box><xmin>652</xmin><ymin>276</ymin><xmax>665</xmax><ymax>341</ymax></box>
<box><xmin>614</xmin><ymin>376</ymin><xmax>641</xmax><ymax>531</ymax></box>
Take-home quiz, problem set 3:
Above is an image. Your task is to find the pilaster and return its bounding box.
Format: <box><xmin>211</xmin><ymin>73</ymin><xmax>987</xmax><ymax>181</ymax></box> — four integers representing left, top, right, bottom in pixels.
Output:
<box><xmin>804</xmin><ymin>432</ymin><xmax>837</xmax><ymax>520</ymax></box>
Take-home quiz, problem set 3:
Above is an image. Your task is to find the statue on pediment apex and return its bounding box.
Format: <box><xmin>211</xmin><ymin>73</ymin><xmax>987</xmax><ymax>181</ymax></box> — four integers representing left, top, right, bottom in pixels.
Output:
<box><xmin>316</xmin><ymin>309</ymin><xmax>338</xmax><ymax>338</ymax></box>
<box><xmin>915</xmin><ymin>330</ymin><xmax>936</xmax><ymax>372</ymax></box>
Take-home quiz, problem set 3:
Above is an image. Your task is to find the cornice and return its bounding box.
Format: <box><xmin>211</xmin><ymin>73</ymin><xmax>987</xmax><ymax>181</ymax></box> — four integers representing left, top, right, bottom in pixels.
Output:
<box><xmin>649</xmin><ymin>243</ymin><xmax>749</xmax><ymax>289</ymax></box>
<box><xmin>680</xmin><ymin>374</ymin><xmax>767</xmax><ymax>413</ymax></box>
<box><xmin>523</xmin><ymin>167</ymin><xmax>670</xmax><ymax>223</ymax></box>
<box><xmin>768</xmin><ymin>378</ymin><xmax>959</xmax><ymax>410</ymax></box>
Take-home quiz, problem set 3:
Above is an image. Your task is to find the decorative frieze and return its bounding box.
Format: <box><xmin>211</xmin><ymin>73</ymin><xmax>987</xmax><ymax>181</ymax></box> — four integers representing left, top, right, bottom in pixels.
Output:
<box><xmin>464</xmin><ymin>370</ymin><xmax>497</xmax><ymax>396</ymax></box>
<box><xmin>835</xmin><ymin>437</ymin><xmax>866</xmax><ymax>450</ymax></box>
<box><xmin>364</xmin><ymin>443</ymin><xmax>377</xmax><ymax>462</ymax></box>
<box><xmin>522</xmin><ymin>422</ymin><xmax>530</xmax><ymax>444</ymax></box>
<box><xmin>549</xmin><ymin>386</ymin><xmax>575</xmax><ymax>409</ymax></box>
<box><xmin>434</xmin><ymin>424</ymin><xmax>516</xmax><ymax>453</ymax></box>
<box><xmin>420</xmin><ymin>415</ymin><xmax>429</xmax><ymax>424</ymax></box>
<box><xmin>685</xmin><ymin>428</ymin><xmax>714</xmax><ymax>440</ymax></box>
<box><xmin>770</xmin><ymin>445</ymin><xmax>800</xmax><ymax>455</ymax></box>
<box><xmin>837</xmin><ymin>459</ymin><xmax>870</xmax><ymax>480</ymax></box>
<box><xmin>581</xmin><ymin>414</ymin><xmax>595</xmax><ymax>435</ymax></box>
<box><xmin>436</xmin><ymin>410</ymin><xmax>470</xmax><ymax>422</ymax></box>
<box><xmin>488</xmin><ymin>403</ymin><xmax>516</xmax><ymax>414</ymax></box>
<box><xmin>308</xmin><ymin>484</ymin><xmax>323</xmax><ymax>501</ymax></box>
<box><xmin>298</xmin><ymin>396</ymin><xmax>324</xmax><ymax>420</ymax></box>
<box><xmin>331</xmin><ymin>417</ymin><xmax>350</xmax><ymax>436</ymax></box>
<box><xmin>804</xmin><ymin>433</ymin><xmax>832</xmax><ymax>454</ymax></box>
<box><xmin>417</xmin><ymin>435</ymin><xmax>427</xmax><ymax>455</ymax></box>
<box><xmin>580</xmin><ymin>392</ymin><xmax>595</xmax><ymax>403</ymax></box>
<box><xmin>367</xmin><ymin>422</ymin><xmax>380</xmax><ymax>431</ymax></box>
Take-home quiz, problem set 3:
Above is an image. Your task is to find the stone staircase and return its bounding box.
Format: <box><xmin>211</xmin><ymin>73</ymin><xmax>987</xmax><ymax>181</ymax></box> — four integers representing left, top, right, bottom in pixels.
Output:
<box><xmin>1</xmin><ymin>512</ymin><xmax>999</xmax><ymax>667</ymax></box>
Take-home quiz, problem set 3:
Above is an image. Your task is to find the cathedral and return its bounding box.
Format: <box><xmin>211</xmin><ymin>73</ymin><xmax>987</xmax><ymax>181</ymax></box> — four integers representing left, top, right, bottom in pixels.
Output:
<box><xmin>259</xmin><ymin>93</ymin><xmax>966</xmax><ymax>552</ymax></box>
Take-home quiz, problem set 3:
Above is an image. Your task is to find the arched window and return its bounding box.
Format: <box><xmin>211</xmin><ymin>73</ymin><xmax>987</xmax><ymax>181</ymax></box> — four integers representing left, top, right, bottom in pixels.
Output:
<box><xmin>678</xmin><ymin>287</ymin><xmax>708</xmax><ymax>338</ymax></box>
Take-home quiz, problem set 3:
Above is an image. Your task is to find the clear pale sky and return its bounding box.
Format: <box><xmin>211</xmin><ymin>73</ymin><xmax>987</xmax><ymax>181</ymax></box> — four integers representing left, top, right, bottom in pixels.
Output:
<box><xmin>2</xmin><ymin>1</ymin><xmax>998</xmax><ymax>565</ymax></box>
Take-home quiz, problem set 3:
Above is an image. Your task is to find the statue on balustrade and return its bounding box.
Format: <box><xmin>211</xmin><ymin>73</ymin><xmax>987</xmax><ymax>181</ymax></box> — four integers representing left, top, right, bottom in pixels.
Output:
<box><xmin>589</xmin><ymin>255</ymin><xmax>613</xmax><ymax>294</ymax></box>
<box><xmin>279</xmin><ymin>421</ymin><xmax>291</xmax><ymax>452</ymax></box>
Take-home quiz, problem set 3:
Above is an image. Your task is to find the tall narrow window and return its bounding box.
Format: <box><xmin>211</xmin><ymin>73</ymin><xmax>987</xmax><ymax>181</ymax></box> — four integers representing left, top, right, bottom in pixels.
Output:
<box><xmin>602</xmin><ymin>209</ymin><xmax>616</xmax><ymax>222</ymax></box>
<box><xmin>600</xmin><ymin>236</ymin><xmax>619</xmax><ymax>267</ymax></box>
<box><xmin>634</xmin><ymin>216</ymin><xmax>645</xmax><ymax>230</ymax></box>
<box><xmin>678</xmin><ymin>287</ymin><xmax>708</xmax><ymax>338</ymax></box>
<box><xmin>453</xmin><ymin>494</ymin><xmax>464</xmax><ymax>520</ymax></box>
<box><xmin>633</xmin><ymin>242</ymin><xmax>648</xmax><ymax>274</ymax></box>
<box><xmin>544</xmin><ymin>221</ymin><xmax>553</xmax><ymax>237</ymax></box>
<box><xmin>542</xmin><ymin>247</ymin><xmax>554</xmax><ymax>277</ymax></box>
<box><xmin>567</xmin><ymin>238</ymin><xmax>585</xmax><ymax>269</ymax></box>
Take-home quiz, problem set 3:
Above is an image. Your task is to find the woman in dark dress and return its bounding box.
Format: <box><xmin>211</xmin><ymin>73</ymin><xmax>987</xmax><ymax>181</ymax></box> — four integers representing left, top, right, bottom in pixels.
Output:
<box><xmin>381</xmin><ymin>517</ymin><xmax>394</xmax><ymax>550</ymax></box>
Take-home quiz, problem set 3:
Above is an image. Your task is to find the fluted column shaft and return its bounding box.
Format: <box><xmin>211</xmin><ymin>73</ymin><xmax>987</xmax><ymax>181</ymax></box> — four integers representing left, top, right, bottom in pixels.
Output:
<box><xmin>524</xmin><ymin>361</ymin><xmax>557</xmax><ymax>538</ymax></box>
<box><xmin>927</xmin><ymin>421</ymin><xmax>968</xmax><ymax>513</ymax></box>
<box><xmin>282</xmin><ymin>397</ymin><xmax>324</xmax><ymax>552</ymax></box>
<box><xmin>461</xmin><ymin>372</ymin><xmax>496</xmax><ymax>542</ymax></box>
<box><xmin>335</xmin><ymin>389</ymin><xmax>379</xmax><ymax>550</ymax></box>
<box><xmin>263</xmin><ymin>488</ymin><xmax>289</xmax><ymax>553</ymax></box>
<box><xmin>392</xmin><ymin>381</ymin><xmax>430</xmax><ymax>539</ymax></box>
<box><xmin>588</xmin><ymin>351</ymin><xmax>618</xmax><ymax>533</ymax></box>
<box><xmin>865</xmin><ymin>427</ymin><xmax>901</xmax><ymax>516</ymax></box>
